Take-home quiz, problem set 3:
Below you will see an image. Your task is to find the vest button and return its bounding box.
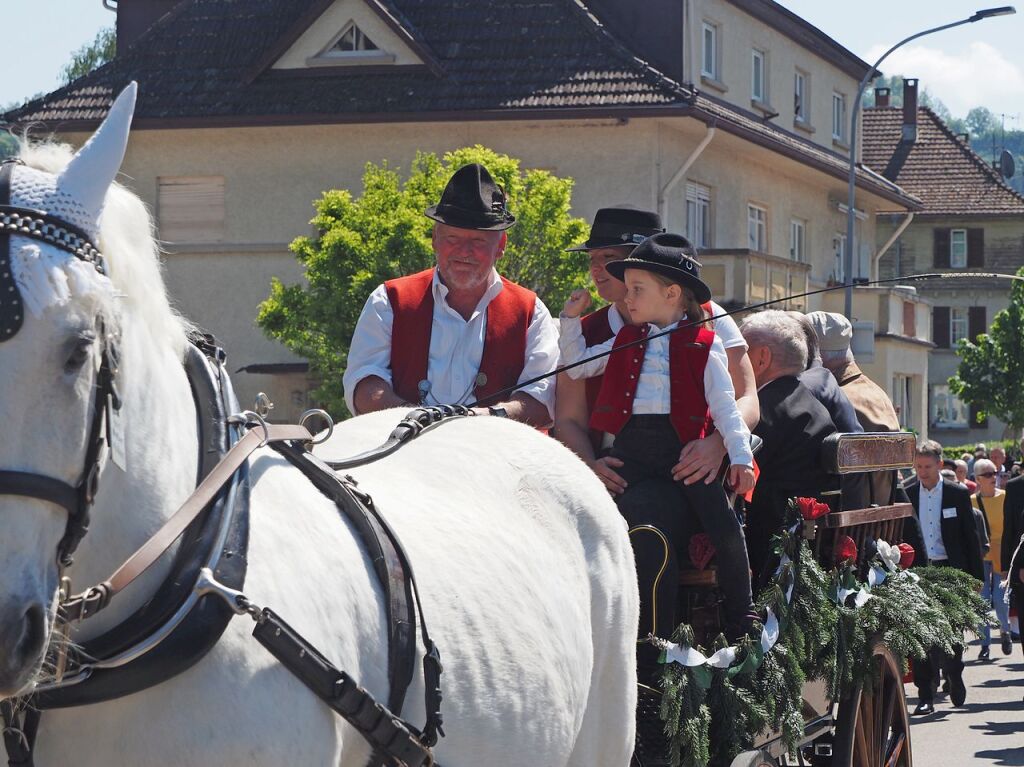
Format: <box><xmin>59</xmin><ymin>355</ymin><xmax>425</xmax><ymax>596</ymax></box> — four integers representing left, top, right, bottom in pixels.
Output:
<box><xmin>625</xmin><ymin>391</ymin><xmax>632</xmax><ymax>397</ymax></box>
<box><xmin>622</xmin><ymin>409</ymin><xmax>629</xmax><ymax>414</ymax></box>
<box><xmin>629</xmin><ymin>374</ymin><xmax>636</xmax><ymax>379</ymax></box>
<box><xmin>633</xmin><ymin>358</ymin><xmax>639</xmax><ymax>364</ymax></box>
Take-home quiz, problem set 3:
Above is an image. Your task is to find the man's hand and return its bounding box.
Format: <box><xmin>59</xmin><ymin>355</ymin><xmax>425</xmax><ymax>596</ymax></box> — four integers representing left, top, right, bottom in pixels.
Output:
<box><xmin>589</xmin><ymin>456</ymin><xmax>628</xmax><ymax>495</ymax></box>
<box><xmin>562</xmin><ymin>288</ymin><xmax>591</xmax><ymax>319</ymax></box>
<box><xmin>671</xmin><ymin>431</ymin><xmax>727</xmax><ymax>484</ymax></box>
<box><xmin>726</xmin><ymin>464</ymin><xmax>755</xmax><ymax>496</ymax></box>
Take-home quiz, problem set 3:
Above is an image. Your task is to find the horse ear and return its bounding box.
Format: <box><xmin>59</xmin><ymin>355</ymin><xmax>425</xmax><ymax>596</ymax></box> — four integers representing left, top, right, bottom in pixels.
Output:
<box><xmin>58</xmin><ymin>81</ymin><xmax>138</xmax><ymax>225</ymax></box>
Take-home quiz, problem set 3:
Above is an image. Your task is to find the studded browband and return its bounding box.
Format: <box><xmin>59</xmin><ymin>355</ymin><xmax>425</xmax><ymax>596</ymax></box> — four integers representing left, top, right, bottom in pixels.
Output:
<box><xmin>0</xmin><ymin>159</ymin><xmax>106</xmax><ymax>342</ymax></box>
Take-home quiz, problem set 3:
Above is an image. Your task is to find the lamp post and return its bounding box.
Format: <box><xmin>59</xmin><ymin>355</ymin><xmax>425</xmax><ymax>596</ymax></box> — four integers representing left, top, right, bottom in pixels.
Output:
<box><xmin>843</xmin><ymin>6</ymin><xmax>1016</xmax><ymax>319</ymax></box>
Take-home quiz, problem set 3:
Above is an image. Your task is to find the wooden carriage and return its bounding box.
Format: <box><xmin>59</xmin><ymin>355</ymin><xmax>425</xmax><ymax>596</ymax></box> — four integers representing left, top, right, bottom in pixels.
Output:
<box><xmin>644</xmin><ymin>431</ymin><xmax>918</xmax><ymax>767</ymax></box>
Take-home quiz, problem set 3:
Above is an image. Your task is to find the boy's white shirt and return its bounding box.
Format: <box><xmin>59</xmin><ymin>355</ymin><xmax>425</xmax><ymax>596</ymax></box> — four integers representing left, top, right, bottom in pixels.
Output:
<box><xmin>559</xmin><ymin>314</ymin><xmax>754</xmax><ymax>467</ymax></box>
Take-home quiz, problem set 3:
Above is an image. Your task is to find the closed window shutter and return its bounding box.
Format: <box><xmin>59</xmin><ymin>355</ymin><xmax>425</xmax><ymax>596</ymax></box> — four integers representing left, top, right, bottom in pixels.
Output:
<box><xmin>968</xmin><ymin>306</ymin><xmax>986</xmax><ymax>341</ymax></box>
<box><xmin>933</xmin><ymin>228</ymin><xmax>950</xmax><ymax>268</ymax></box>
<box><xmin>967</xmin><ymin>228</ymin><xmax>985</xmax><ymax>267</ymax></box>
<box><xmin>933</xmin><ymin>306</ymin><xmax>950</xmax><ymax>348</ymax></box>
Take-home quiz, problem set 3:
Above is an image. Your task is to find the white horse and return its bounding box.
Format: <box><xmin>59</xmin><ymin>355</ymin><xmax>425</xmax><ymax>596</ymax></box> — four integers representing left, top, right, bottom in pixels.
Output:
<box><xmin>0</xmin><ymin>84</ymin><xmax>638</xmax><ymax>766</ymax></box>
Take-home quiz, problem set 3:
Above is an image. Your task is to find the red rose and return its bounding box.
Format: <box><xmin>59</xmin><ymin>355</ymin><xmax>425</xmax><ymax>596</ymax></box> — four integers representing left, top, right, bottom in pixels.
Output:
<box><xmin>897</xmin><ymin>543</ymin><xmax>916</xmax><ymax>570</ymax></box>
<box><xmin>835</xmin><ymin>535</ymin><xmax>858</xmax><ymax>565</ymax></box>
<box><xmin>797</xmin><ymin>497</ymin><xmax>828</xmax><ymax>520</ymax></box>
<box><xmin>813</xmin><ymin>501</ymin><xmax>831</xmax><ymax>519</ymax></box>
<box><xmin>689</xmin><ymin>533</ymin><xmax>716</xmax><ymax>571</ymax></box>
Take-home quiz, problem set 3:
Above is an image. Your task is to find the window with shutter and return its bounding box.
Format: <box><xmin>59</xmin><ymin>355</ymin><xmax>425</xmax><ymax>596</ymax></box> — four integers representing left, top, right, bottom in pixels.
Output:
<box><xmin>933</xmin><ymin>228</ymin><xmax>950</xmax><ymax>268</ymax></box>
<box><xmin>932</xmin><ymin>306</ymin><xmax>950</xmax><ymax>348</ymax></box>
<box><xmin>967</xmin><ymin>228</ymin><xmax>985</xmax><ymax>267</ymax></box>
<box><xmin>158</xmin><ymin>176</ymin><xmax>225</xmax><ymax>243</ymax></box>
<box><xmin>968</xmin><ymin>306</ymin><xmax>986</xmax><ymax>341</ymax></box>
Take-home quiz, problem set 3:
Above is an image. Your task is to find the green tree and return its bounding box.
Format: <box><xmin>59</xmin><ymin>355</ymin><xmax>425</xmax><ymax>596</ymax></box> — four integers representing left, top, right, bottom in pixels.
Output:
<box><xmin>949</xmin><ymin>266</ymin><xmax>1024</xmax><ymax>434</ymax></box>
<box><xmin>258</xmin><ymin>145</ymin><xmax>589</xmax><ymax>415</ymax></box>
<box><xmin>965</xmin><ymin>106</ymin><xmax>996</xmax><ymax>138</ymax></box>
<box><xmin>60</xmin><ymin>27</ymin><xmax>116</xmax><ymax>84</ymax></box>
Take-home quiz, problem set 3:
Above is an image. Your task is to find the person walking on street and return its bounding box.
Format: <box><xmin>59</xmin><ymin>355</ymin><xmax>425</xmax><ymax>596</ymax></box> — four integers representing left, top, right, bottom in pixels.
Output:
<box><xmin>971</xmin><ymin>458</ymin><xmax>1011</xmax><ymax>659</ymax></box>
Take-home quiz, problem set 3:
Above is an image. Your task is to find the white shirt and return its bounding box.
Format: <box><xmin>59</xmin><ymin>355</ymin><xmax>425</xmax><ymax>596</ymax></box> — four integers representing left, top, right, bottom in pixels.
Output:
<box><xmin>918</xmin><ymin>481</ymin><xmax>948</xmax><ymax>561</ymax></box>
<box><xmin>558</xmin><ymin>315</ymin><xmax>753</xmax><ymax>467</ymax></box>
<box><xmin>604</xmin><ymin>301</ymin><xmax>747</xmax><ymax>351</ymax></box>
<box><xmin>343</xmin><ymin>269</ymin><xmax>559</xmax><ymax>417</ymax></box>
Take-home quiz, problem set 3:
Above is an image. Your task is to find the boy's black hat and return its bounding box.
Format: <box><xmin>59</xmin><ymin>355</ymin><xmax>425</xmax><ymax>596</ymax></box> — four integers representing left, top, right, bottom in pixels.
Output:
<box><xmin>606</xmin><ymin>232</ymin><xmax>711</xmax><ymax>303</ymax></box>
<box><xmin>425</xmin><ymin>163</ymin><xmax>516</xmax><ymax>231</ymax></box>
<box><xmin>566</xmin><ymin>207</ymin><xmax>664</xmax><ymax>252</ymax></box>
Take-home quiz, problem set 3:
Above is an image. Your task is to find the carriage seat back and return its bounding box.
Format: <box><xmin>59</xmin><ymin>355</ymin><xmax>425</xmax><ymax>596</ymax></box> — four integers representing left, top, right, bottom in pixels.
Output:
<box><xmin>820</xmin><ymin>431</ymin><xmax>916</xmax><ymax>475</ymax></box>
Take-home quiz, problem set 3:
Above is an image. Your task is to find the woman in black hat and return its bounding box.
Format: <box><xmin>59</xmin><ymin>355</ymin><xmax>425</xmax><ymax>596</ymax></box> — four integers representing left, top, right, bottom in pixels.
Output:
<box><xmin>559</xmin><ymin>233</ymin><xmax>757</xmax><ymax>673</ymax></box>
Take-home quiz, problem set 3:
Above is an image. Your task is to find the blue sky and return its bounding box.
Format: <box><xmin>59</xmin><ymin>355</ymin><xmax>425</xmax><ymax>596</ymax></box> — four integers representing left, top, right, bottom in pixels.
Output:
<box><xmin>2</xmin><ymin>1</ymin><xmax>1023</xmax><ymax>122</ymax></box>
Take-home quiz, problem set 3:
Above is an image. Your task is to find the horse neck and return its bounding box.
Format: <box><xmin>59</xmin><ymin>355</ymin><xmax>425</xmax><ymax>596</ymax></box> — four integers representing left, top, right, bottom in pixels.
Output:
<box><xmin>68</xmin><ymin>319</ymin><xmax>199</xmax><ymax>639</ymax></box>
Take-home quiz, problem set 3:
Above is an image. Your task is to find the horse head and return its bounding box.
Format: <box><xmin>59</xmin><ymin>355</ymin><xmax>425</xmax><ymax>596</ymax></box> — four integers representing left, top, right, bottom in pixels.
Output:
<box><xmin>0</xmin><ymin>82</ymin><xmax>197</xmax><ymax>697</ymax></box>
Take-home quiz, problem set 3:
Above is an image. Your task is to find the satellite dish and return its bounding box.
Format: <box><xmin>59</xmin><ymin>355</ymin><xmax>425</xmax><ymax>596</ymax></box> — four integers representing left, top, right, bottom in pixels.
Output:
<box><xmin>999</xmin><ymin>149</ymin><xmax>1016</xmax><ymax>179</ymax></box>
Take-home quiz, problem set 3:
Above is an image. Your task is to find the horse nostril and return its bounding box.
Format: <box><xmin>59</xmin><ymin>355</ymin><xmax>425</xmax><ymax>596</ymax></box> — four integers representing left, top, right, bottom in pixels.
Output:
<box><xmin>15</xmin><ymin>603</ymin><xmax>46</xmax><ymax>663</ymax></box>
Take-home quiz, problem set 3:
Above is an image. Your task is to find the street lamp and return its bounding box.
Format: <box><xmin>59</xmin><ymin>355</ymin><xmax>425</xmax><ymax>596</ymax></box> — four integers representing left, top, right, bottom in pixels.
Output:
<box><xmin>843</xmin><ymin>6</ymin><xmax>1016</xmax><ymax>319</ymax></box>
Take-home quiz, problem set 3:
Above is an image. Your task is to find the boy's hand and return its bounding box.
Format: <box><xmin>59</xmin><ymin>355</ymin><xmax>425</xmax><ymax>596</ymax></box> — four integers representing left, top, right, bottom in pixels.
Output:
<box><xmin>726</xmin><ymin>464</ymin><xmax>755</xmax><ymax>495</ymax></box>
<box><xmin>562</xmin><ymin>289</ymin><xmax>591</xmax><ymax>319</ymax></box>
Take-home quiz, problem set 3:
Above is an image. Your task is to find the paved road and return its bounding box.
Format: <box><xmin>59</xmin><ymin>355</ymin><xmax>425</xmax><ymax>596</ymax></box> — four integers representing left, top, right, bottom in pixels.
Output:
<box><xmin>907</xmin><ymin>640</ymin><xmax>1024</xmax><ymax>766</ymax></box>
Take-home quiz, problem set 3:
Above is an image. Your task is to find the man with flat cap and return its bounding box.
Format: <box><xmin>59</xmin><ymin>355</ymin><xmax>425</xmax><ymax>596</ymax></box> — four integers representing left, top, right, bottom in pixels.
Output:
<box><xmin>343</xmin><ymin>163</ymin><xmax>558</xmax><ymax>425</ymax></box>
<box><xmin>807</xmin><ymin>311</ymin><xmax>902</xmax><ymax>505</ymax></box>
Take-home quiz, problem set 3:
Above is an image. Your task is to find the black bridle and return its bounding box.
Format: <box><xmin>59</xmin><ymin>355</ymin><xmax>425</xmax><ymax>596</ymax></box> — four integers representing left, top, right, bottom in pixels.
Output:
<box><xmin>0</xmin><ymin>158</ymin><xmax>118</xmax><ymax>568</ymax></box>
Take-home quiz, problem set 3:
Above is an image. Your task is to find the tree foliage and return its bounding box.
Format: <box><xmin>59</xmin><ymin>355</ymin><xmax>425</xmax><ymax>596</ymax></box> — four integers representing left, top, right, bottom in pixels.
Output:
<box><xmin>60</xmin><ymin>27</ymin><xmax>116</xmax><ymax>85</ymax></box>
<box><xmin>949</xmin><ymin>266</ymin><xmax>1024</xmax><ymax>433</ymax></box>
<box><xmin>258</xmin><ymin>145</ymin><xmax>589</xmax><ymax>415</ymax></box>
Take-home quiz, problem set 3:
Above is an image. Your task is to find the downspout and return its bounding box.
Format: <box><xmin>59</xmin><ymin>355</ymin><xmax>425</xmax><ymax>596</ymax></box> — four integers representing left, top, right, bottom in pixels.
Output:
<box><xmin>658</xmin><ymin>123</ymin><xmax>716</xmax><ymax>225</ymax></box>
<box><xmin>872</xmin><ymin>212</ymin><xmax>915</xmax><ymax>280</ymax></box>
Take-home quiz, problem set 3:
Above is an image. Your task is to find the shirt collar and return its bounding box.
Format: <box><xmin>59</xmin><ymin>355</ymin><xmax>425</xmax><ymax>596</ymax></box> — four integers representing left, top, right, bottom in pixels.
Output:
<box><xmin>431</xmin><ymin>267</ymin><xmax>503</xmax><ymax>319</ymax></box>
<box><xmin>608</xmin><ymin>304</ymin><xmax>627</xmax><ymax>334</ymax></box>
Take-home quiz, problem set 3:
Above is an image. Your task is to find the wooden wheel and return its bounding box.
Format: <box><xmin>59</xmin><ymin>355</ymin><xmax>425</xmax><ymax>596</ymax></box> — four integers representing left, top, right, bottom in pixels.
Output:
<box><xmin>832</xmin><ymin>640</ymin><xmax>913</xmax><ymax>767</ymax></box>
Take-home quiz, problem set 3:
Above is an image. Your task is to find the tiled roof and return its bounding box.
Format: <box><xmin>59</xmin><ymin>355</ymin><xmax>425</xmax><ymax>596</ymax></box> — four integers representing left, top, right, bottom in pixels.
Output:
<box><xmin>862</xmin><ymin>106</ymin><xmax>1024</xmax><ymax>216</ymax></box>
<box><xmin>4</xmin><ymin>0</ymin><xmax>688</xmax><ymax>125</ymax></box>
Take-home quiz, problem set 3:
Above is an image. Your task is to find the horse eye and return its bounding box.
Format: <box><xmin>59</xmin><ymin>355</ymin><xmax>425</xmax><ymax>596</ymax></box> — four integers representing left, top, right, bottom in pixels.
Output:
<box><xmin>65</xmin><ymin>337</ymin><xmax>94</xmax><ymax>373</ymax></box>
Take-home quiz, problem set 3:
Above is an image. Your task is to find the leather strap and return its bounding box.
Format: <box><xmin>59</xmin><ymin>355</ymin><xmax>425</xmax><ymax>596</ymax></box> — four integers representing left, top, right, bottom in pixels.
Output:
<box><xmin>0</xmin><ymin>161</ymin><xmax>24</xmax><ymax>342</ymax></box>
<box><xmin>61</xmin><ymin>423</ymin><xmax>311</xmax><ymax>622</ymax></box>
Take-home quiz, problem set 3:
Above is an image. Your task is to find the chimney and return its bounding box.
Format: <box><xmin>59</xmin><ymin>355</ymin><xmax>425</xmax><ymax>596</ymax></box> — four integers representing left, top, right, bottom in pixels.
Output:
<box><xmin>115</xmin><ymin>0</ymin><xmax>179</xmax><ymax>53</ymax></box>
<box><xmin>902</xmin><ymin>78</ymin><xmax>919</xmax><ymax>142</ymax></box>
<box><xmin>874</xmin><ymin>87</ymin><xmax>891</xmax><ymax>108</ymax></box>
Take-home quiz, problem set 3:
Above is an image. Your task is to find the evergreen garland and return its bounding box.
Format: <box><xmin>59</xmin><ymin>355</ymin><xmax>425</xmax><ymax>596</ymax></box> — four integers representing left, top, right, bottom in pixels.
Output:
<box><xmin>658</xmin><ymin>520</ymin><xmax>991</xmax><ymax>767</ymax></box>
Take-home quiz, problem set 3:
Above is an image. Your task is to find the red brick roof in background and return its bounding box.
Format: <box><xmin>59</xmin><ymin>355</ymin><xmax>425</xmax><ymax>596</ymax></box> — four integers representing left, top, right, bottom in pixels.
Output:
<box><xmin>862</xmin><ymin>106</ymin><xmax>1024</xmax><ymax>217</ymax></box>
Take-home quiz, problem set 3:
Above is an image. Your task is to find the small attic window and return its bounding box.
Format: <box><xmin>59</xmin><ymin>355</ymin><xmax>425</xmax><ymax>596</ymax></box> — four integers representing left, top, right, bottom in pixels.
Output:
<box><xmin>334</xmin><ymin>23</ymin><xmax>378</xmax><ymax>53</ymax></box>
<box><xmin>307</xmin><ymin>21</ymin><xmax>395</xmax><ymax>66</ymax></box>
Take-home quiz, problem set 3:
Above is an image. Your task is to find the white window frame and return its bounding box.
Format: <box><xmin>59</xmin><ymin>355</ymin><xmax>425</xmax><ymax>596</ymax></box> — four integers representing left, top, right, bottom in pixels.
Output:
<box><xmin>701</xmin><ymin>22</ymin><xmax>718</xmax><ymax>79</ymax></box>
<box><xmin>331</xmin><ymin>21</ymin><xmax>380</xmax><ymax>54</ymax></box>
<box><xmin>832</xmin><ymin>232</ymin><xmax>847</xmax><ymax>282</ymax></box>
<box><xmin>950</xmin><ymin>306</ymin><xmax>968</xmax><ymax>345</ymax></box>
<box><xmin>789</xmin><ymin>218</ymin><xmax>806</xmax><ymax>262</ymax></box>
<box><xmin>794</xmin><ymin>70</ymin><xmax>807</xmax><ymax>122</ymax></box>
<box><xmin>751</xmin><ymin>49</ymin><xmax>766</xmax><ymax>102</ymax></box>
<box><xmin>931</xmin><ymin>384</ymin><xmax>968</xmax><ymax>428</ymax></box>
<box><xmin>832</xmin><ymin>92</ymin><xmax>847</xmax><ymax>141</ymax></box>
<box><xmin>747</xmin><ymin>204</ymin><xmax>767</xmax><ymax>252</ymax></box>
<box><xmin>892</xmin><ymin>374</ymin><xmax>913</xmax><ymax>431</ymax></box>
<box><xmin>950</xmin><ymin>228</ymin><xmax>968</xmax><ymax>268</ymax></box>
<box><xmin>686</xmin><ymin>182</ymin><xmax>712</xmax><ymax>249</ymax></box>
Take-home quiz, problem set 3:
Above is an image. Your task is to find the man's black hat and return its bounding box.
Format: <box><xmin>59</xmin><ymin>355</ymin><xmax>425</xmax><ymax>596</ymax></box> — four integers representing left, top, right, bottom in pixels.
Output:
<box><xmin>425</xmin><ymin>163</ymin><xmax>516</xmax><ymax>231</ymax></box>
<box><xmin>607</xmin><ymin>232</ymin><xmax>711</xmax><ymax>303</ymax></box>
<box><xmin>566</xmin><ymin>207</ymin><xmax>664</xmax><ymax>252</ymax></box>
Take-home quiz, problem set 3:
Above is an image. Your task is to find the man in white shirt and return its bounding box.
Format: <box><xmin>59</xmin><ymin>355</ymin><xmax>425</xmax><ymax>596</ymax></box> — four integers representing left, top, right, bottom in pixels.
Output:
<box><xmin>904</xmin><ymin>439</ymin><xmax>984</xmax><ymax>715</ymax></box>
<box><xmin>343</xmin><ymin>164</ymin><xmax>558</xmax><ymax>426</ymax></box>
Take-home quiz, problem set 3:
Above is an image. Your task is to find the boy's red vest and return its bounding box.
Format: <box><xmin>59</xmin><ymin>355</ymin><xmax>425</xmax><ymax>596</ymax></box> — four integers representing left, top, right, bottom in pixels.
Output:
<box><xmin>590</xmin><ymin>322</ymin><xmax>716</xmax><ymax>443</ymax></box>
<box><xmin>384</xmin><ymin>268</ymin><xmax>536</xmax><ymax>403</ymax></box>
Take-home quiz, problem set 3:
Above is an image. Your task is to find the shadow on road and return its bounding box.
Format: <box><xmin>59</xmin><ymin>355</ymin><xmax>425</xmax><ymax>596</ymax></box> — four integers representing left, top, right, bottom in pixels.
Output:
<box><xmin>973</xmin><ymin>748</ymin><xmax>1024</xmax><ymax>766</ymax></box>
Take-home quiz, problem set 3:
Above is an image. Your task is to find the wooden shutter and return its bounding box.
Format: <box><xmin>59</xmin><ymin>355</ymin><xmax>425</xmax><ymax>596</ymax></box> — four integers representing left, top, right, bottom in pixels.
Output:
<box><xmin>902</xmin><ymin>301</ymin><xmax>916</xmax><ymax>337</ymax></box>
<box><xmin>967</xmin><ymin>228</ymin><xmax>985</xmax><ymax>267</ymax></box>
<box><xmin>932</xmin><ymin>306</ymin><xmax>950</xmax><ymax>348</ymax></box>
<box><xmin>968</xmin><ymin>306</ymin><xmax>986</xmax><ymax>341</ymax></box>
<box><xmin>933</xmin><ymin>228</ymin><xmax>950</xmax><ymax>268</ymax></box>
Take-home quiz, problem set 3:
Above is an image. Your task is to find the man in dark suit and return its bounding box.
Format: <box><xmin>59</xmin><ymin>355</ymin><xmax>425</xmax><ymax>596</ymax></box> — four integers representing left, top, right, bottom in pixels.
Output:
<box><xmin>741</xmin><ymin>311</ymin><xmax>838</xmax><ymax>579</ymax></box>
<box><xmin>1003</xmin><ymin>455</ymin><xmax>1024</xmax><ymax>656</ymax></box>
<box><xmin>903</xmin><ymin>439</ymin><xmax>985</xmax><ymax>715</ymax></box>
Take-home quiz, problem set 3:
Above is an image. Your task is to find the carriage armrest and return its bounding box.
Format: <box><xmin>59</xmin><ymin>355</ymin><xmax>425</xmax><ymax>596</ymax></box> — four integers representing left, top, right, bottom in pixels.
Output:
<box><xmin>820</xmin><ymin>432</ymin><xmax>916</xmax><ymax>474</ymax></box>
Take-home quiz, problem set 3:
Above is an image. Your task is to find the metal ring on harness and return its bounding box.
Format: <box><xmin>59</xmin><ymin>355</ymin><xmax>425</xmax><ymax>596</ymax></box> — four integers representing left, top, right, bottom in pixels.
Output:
<box><xmin>239</xmin><ymin>410</ymin><xmax>270</xmax><ymax>447</ymax></box>
<box><xmin>299</xmin><ymin>409</ymin><xmax>334</xmax><ymax>446</ymax></box>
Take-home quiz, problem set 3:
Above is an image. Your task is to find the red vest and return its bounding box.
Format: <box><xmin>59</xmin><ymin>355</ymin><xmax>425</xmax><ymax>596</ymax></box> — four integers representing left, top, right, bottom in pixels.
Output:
<box><xmin>384</xmin><ymin>269</ymin><xmax>536</xmax><ymax>404</ymax></box>
<box><xmin>590</xmin><ymin>322</ymin><xmax>715</xmax><ymax>443</ymax></box>
<box><xmin>580</xmin><ymin>306</ymin><xmax>616</xmax><ymax>449</ymax></box>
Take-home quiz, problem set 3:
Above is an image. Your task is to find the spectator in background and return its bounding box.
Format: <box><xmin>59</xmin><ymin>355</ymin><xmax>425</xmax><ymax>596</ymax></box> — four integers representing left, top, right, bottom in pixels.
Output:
<box><xmin>955</xmin><ymin>460</ymin><xmax>977</xmax><ymax>493</ymax></box>
<box><xmin>972</xmin><ymin>458</ymin><xmax>1011</xmax><ymax>660</ymax></box>
<box><xmin>991</xmin><ymin>446</ymin><xmax>1009</xmax><ymax>489</ymax></box>
<box><xmin>1004</xmin><ymin>438</ymin><xmax>1024</xmax><ymax>657</ymax></box>
<box><xmin>968</xmin><ymin>444</ymin><xmax>987</xmax><ymax>479</ymax></box>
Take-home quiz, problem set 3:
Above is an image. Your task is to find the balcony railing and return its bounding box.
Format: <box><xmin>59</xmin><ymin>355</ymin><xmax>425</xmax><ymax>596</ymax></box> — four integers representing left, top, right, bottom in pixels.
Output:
<box><xmin>698</xmin><ymin>249</ymin><xmax>812</xmax><ymax>310</ymax></box>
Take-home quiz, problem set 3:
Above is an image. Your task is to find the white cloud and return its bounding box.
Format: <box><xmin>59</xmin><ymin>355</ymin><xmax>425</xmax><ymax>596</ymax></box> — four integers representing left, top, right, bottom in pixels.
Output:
<box><xmin>865</xmin><ymin>41</ymin><xmax>1024</xmax><ymax>120</ymax></box>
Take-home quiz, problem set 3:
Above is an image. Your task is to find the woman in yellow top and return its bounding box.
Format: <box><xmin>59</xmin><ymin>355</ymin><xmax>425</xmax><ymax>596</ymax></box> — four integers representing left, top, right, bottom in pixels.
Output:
<box><xmin>973</xmin><ymin>458</ymin><xmax>1011</xmax><ymax>659</ymax></box>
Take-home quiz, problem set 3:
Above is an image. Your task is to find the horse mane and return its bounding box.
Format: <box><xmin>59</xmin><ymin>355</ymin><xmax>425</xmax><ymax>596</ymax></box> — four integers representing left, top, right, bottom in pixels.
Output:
<box><xmin>15</xmin><ymin>138</ymin><xmax>191</xmax><ymax>359</ymax></box>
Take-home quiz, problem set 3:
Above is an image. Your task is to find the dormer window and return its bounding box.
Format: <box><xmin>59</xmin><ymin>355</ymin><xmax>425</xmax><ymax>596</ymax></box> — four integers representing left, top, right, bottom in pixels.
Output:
<box><xmin>333</xmin><ymin>22</ymin><xmax>379</xmax><ymax>53</ymax></box>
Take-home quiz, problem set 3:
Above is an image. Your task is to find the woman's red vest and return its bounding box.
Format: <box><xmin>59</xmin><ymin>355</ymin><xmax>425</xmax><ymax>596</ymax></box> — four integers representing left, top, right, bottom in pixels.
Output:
<box><xmin>383</xmin><ymin>268</ymin><xmax>536</xmax><ymax>404</ymax></box>
<box><xmin>589</xmin><ymin>322</ymin><xmax>716</xmax><ymax>443</ymax></box>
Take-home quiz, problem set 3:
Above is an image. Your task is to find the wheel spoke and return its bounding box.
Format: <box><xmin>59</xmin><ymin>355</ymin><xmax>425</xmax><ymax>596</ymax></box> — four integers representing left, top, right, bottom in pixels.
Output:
<box><xmin>878</xmin><ymin>670</ymin><xmax>897</xmax><ymax>759</ymax></box>
<box><xmin>884</xmin><ymin>732</ymin><xmax>906</xmax><ymax>767</ymax></box>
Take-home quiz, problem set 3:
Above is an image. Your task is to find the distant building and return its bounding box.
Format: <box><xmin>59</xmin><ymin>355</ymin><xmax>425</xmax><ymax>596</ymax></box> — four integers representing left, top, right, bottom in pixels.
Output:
<box><xmin>863</xmin><ymin>79</ymin><xmax>1024</xmax><ymax>443</ymax></box>
<box><xmin>6</xmin><ymin>0</ymin><xmax>923</xmax><ymax>422</ymax></box>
